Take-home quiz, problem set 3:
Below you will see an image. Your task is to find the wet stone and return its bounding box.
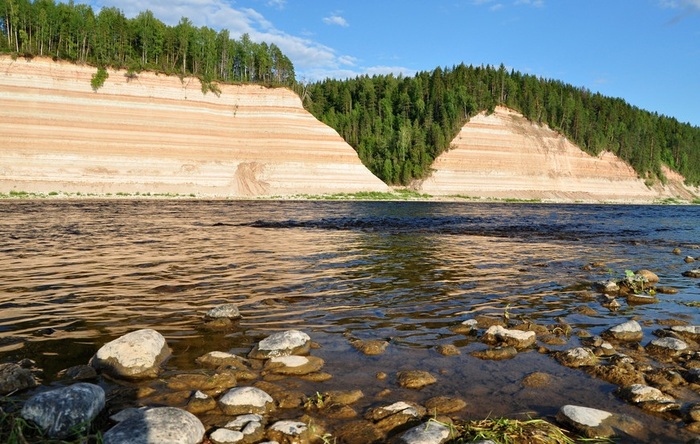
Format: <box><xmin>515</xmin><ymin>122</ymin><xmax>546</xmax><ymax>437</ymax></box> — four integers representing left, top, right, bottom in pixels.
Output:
<box><xmin>656</xmin><ymin>286</ymin><xmax>679</xmax><ymax>294</ymax></box>
<box><xmin>671</xmin><ymin>325</ymin><xmax>700</xmax><ymax>341</ymax></box>
<box><xmin>685</xmin><ymin>256</ymin><xmax>696</xmax><ymax>263</ymax></box>
<box><xmin>682</xmin><ymin>269</ymin><xmax>700</xmax><ymax>278</ymax></box>
<box><xmin>264</xmin><ymin>355</ymin><xmax>324</xmax><ymax>375</ymax></box>
<box><xmin>248</xmin><ymin>330</ymin><xmax>311</xmax><ymax>359</ymax></box>
<box><xmin>450</xmin><ymin>319</ymin><xmax>478</xmax><ymax>334</ymax></box>
<box><xmin>205</xmin><ymin>303</ymin><xmax>241</xmax><ymax>320</ymax></box>
<box><xmin>397</xmin><ymin>370</ymin><xmax>437</xmax><ymax>389</ymax></box>
<box><xmin>351</xmin><ymin>339</ymin><xmax>389</xmax><ymax>356</ymax></box>
<box><xmin>481</xmin><ymin>325</ymin><xmax>536</xmax><ymax>349</ymax></box>
<box><xmin>594</xmin><ymin>280</ymin><xmax>620</xmax><ymax>294</ymax></box>
<box><xmin>167</xmin><ymin>371</ymin><xmax>237</xmax><ymax>394</ymax></box>
<box><xmin>266</xmin><ymin>420</ymin><xmax>311</xmax><ymax>444</ymax></box>
<box><xmin>323</xmin><ymin>389</ymin><xmax>364</xmax><ymax>405</ymax></box>
<box><xmin>646</xmin><ymin>337</ymin><xmax>689</xmax><ymax>360</ymax></box>
<box><xmin>90</xmin><ymin>328</ymin><xmax>171</xmax><ymax>380</ymax></box>
<box><xmin>0</xmin><ymin>362</ymin><xmax>38</xmax><ymax>394</ymax></box>
<box><xmin>398</xmin><ymin>420</ymin><xmax>452</xmax><ymax>444</ymax></box>
<box><xmin>556</xmin><ymin>347</ymin><xmax>598</xmax><ymax>368</ymax></box>
<box><xmin>103</xmin><ymin>407</ymin><xmax>205</xmax><ymax>444</ymax></box>
<box><xmin>57</xmin><ymin>364</ymin><xmax>98</xmax><ymax>381</ymax></box>
<box><xmin>471</xmin><ymin>346</ymin><xmax>518</xmax><ymax>361</ymax></box>
<box><xmin>616</xmin><ymin>384</ymin><xmax>680</xmax><ymax>412</ymax></box>
<box><xmin>366</xmin><ymin>401</ymin><xmax>426</xmax><ymax>435</ymax></box>
<box><xmin>436</xmin><ymin>344</ymin><xmax>460</xmax><ymax>356</ymax></box>
<box><xmin>21</xmin><ymin>383</ymin><xmax>105</xmax><ymax>439</ymax></box>
<box><xmin>556</xmin><ymin>405</ymin><xmax>615</xmax><ymax>438</ymax></box>
<box><xmin>254</xmin><ymin>381</ymin><xmax>305</xmax><ymax>409</ymax></box>
<box><xmin>635</xmin><ymin>269</ymin><xmax>659</xmax><ymax>284</ymax></box>
<box><xmin>323</xmin><ymin>402</ymin><xmax>358</xmax><ymax>419</ymax></box>
<box><xmin>218</xmin><ymin>386</ymin><xmax>275</xmax><ymax>415</ymax></box>
<box><xmin>186</xmin><ymin>390</ymin><xmax>217</xmax><ymax>414</ymax></box>
<box><xmin>424</xmin><ymin>396</ymin><xmax>467</xmax><ymax>414</ymax></box>
<box><xmin>209</xmin><ymin>428</ymin><xmax>245</xmax><ymax>444</ymax></box>
<box><xmin>520</xmin><ymin>372</ymin><xmax>552</xmax><ymax>388</ymax></box>
<box><xmin>196</xmin><ymin>351</ymin><xmax>249</xmax><ymax>370</ymax></box>
<box><xmin>210</xmin><ymin>414</ymin><xmax>265</xmax><ymax>443</ymax></box>
<box><xmin>335</xmin><ymin>420</ymin><xmax>384</xmax><ymax>444</ymax></box>
<box><xmin>602</xmin><ymin>319</ymin><xmax>643</xmax><ymax>342</ymax></box>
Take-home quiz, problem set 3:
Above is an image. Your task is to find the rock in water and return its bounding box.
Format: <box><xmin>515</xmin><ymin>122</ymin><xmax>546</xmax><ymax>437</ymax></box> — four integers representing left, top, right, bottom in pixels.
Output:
<box><xmin>601</xmin><ymin>320</ymin><xmax>643</xmax><ymax>342</ymax></box>
<box><xmin>0</xmin><ymin>362</ymin><xmax>38</xmax><ymax>394</ymax></box>
<box><xmin>205</xmin><ymin>303</ymin><xmax>241</xmax><ymax>320</ymax></box>
<box><xmin>248</xmin><ymin>330</ymin><xmax>311</xmax><ymax>359</ymax></box>
<box><xmin>21</xmin><ymin>383</ymin><xmax>105</xmax><ymax>439</ymax></box>
<box><xmin>103</xmin><ymin>407</ymin><xmax>205</xmax><ymax>444</ymax></box>
<box><xmin>556</xmin><ymin>405</ymin><xmax>615</xmax><ymax>438</ymax></box>
<box><xmin>218</xmin><ymin>386</ymin><xmax>276</xmax><ymax>415</ymax></box>
<box><xmin>90</xmin><ymin>329</ymin><xmax>171</xmax><ymax>379</ymax></box>
<box><xmin>399</xmin><ymin>421</ymin><xmax>452</xmax><ymax>444</ymax></box>
<box><xmin>481</xmin><ymin>325</ymin><xmax>536</xmax><ymax>349</ymax></box>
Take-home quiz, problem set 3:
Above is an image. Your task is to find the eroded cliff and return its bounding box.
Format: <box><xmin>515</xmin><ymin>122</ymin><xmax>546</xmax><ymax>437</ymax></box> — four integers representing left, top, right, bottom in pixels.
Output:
<box><xmin>420</xmin><ymin>106</ymin><xmax>698</xmax><ymax>202</ymax></box>
<box><xmin>0</xmin><ymin>57</ymin><xmax>388</xmax><ymax>197</ymax></box>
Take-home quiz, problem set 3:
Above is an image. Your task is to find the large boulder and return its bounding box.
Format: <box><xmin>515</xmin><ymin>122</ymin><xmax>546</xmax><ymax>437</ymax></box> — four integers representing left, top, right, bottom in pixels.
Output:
<box><xmin>90</xmin><ymin>329</ymin><xmax>171</xmax><ymax>379</ymax></box>
<box><xmin>21</xmin><ymin>383</ymin><xmax>105</xmax><ymax>439</ymax></box>
<box><xmin>103</xmin><ymin>407</ymin><xmax>205</xmax><ymax>444</ymax></box>
<box><xmin>248</xmin><ymin>330</ymin><xmax>311</xmax><ymax>359</ymax></box>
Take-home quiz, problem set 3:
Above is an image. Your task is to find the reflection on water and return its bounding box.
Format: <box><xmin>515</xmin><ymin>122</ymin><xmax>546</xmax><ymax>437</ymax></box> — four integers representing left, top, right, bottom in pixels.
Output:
<box><xmin>1</xmin><ymin>200</ymin><xmax>700</xmax><ymax>442</ymax></box>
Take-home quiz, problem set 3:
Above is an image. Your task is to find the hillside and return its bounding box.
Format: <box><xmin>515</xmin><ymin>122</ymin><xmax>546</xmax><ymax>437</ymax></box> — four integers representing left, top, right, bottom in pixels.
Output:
<box><xmin>0</xmin><ymin>57</ymin><xmax>388</xmax><ymax>197</ymax></box>
<box><xmin>420</xmin><ymin>106</ymin><xmax>699</xmax><ymax>201</ymax></box>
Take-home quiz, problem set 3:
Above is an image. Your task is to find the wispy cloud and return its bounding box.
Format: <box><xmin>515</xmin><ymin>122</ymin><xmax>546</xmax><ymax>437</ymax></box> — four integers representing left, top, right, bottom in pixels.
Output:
<box><xmin>266</xmin><ymin>0</ymin><xmax>286</xmax><ymax>9</ymax></box>
<box><xmin>322</xmin><ymin>15</ymin><xmax>349</xmax><ymax>27</ymax></box>
<box><xmin>474</xmin><ymin>0</ymin><xmax>544</xmax><ymax>9</ymax></box>
<box><xmin>660</xmin><ymin>0</ymin><xmax>700</xmax><ymax>23</ymax></box>
<box><xmin>514</xmin><ymin>0</ymin><xmax>544</xmax><ymax>7</ymax></box>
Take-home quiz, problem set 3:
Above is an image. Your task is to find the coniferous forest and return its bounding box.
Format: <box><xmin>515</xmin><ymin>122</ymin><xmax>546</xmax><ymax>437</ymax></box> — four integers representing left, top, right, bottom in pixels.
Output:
<box><xmin>0</xmin><ymin>0</ymin><xmax>295</xmax><ymax>85</ymax></box>
<box><xmin>2</xmin><ymin>1</ymin><xmax>699</xmax><ymax>188</ymax></box>
<box><xmin>305</xmin><ymin>65</ymin><xmax>700</xmax><ymax>186</ymax></box>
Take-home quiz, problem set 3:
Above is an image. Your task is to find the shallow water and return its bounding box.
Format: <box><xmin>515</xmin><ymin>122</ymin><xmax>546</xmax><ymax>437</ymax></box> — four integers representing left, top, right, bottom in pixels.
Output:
<box><xmin>1</xmin><ymin>200</ymin><xmax>700</xmax><ymax>442</ymax></box>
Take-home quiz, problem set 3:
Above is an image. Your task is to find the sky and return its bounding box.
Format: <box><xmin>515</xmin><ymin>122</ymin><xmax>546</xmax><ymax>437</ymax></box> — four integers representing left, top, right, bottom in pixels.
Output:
<box><xmin>76</xmin><ymin>0</ymin><xmax>700</xmax><ymax>127</ymax></box>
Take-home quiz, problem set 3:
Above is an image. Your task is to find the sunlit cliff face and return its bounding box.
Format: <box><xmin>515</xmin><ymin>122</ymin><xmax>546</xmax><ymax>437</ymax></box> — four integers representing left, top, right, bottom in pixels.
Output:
<box><xmin>0</xmin><ymin>57</ymin><xmax>388</xmax><ymax>197</ymax></box>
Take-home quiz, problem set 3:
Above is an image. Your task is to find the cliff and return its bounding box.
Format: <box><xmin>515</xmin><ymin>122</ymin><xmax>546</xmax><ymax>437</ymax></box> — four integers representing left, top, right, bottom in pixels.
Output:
<box><xmin>0</xmin><ymin>56</ymin><xmax>389</xmax><ymax>197</ymax></box>
<box><xmin>419</xmin><ymin>106</ymin><xmax>698</xmax><ymax>202</ymax></box>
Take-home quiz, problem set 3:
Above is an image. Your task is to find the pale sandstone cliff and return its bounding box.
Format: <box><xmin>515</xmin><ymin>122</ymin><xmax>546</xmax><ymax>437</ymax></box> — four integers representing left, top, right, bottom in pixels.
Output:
<box><xmin>420</xmin><ymin>106</ymin><xmax>698</xmax><ymax>202</ymax></box>
<box><xmin>0</xmin><ymin>56</ymin><xmax>388</xmax><ymax>197</ymax></box>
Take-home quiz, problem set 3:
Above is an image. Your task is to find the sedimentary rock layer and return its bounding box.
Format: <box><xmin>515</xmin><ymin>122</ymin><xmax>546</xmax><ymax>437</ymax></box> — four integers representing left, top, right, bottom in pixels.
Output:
<box><xmin>0</xmin><ymin>57</ymin><xmax>388</xmax><ymax>197</ymax></box>
<box><xmin>420</xmin><ymin>106</ymin><xmax>697</xmax><ymax>202</ymax></box>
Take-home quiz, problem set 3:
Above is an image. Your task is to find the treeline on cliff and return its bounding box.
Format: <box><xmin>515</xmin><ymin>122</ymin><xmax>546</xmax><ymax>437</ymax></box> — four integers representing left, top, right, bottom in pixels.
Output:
<box><xmin>305</xmin><ymin>64</ymin><xmax>700</xmax><ymax>186</ymax></box>
<box><xmin>0</xmin><ymin>0</ymin><xmax>295</xmax><ymax>85</ymax></box>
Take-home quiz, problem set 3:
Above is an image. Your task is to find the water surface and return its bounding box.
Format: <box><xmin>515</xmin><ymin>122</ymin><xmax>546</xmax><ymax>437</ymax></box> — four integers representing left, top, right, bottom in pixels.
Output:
<box><xmin>1</xmin><ymin>200</ymin><xmax>699</xmax><ymax>442</ymax></box>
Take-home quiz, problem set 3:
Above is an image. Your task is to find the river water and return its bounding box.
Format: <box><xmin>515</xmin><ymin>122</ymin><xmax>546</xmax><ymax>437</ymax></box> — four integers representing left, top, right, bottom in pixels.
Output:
<box><xmin>1</xmin><ymin>200</ymin><xmax>699</xmax><ymax>442</ymax></box>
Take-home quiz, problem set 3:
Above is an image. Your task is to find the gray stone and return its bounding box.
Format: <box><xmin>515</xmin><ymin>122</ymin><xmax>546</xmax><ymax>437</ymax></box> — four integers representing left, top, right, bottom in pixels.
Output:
<box><xmin>635</xmin><ymin>269</ymin><xmax>659</xmax><ymax>283</ymax></box>
<box><xmin>0</xmin><ymin>362</ymin><xmax>38</xmax><ymax>395</ymax></box>
<box><xmin>219</xmin><ymin>386</ymin><xmax>275</xmax><ymax>415</ymax></box>
<box><xmin>266</xmin><ymin>420</ymin><xmax>310</xmax><ymax>443</ymax></box>
<box><xmin>90</xmin><ymin>329</ymin><xmax>171</xmax><ymax>379</ymax></box>
<box><xmin>196</xmin><ymin>351</ymin><xmax>249</xmax><ymax>369</ymax></box>
<box><xmin>366</xmin><ymin>401</ymin><xmax>426</xmax><ymax>435</ymax></box>
<box><xmin>21</xmin><ymin>383</ymin><xmax>105</xmax><ymax>439</ymax></box>
<box><xmin>397</xmin><ymin>370</ymin><xmax>437</xmax><ymax>389</ymax></box>
<box><xmin>602</xmin><ymin>320</ymin><xmax>643</xmax><ymax>342</ymax></box>
<box><xmin>205</xmin><ymin>303</ymin><xmax>241</xmax><ymax>320</ymax></box>
<box><xmin>248</xmin><ymin>330</ymin><xmax>310</xmax><ymax>359</ymax></box>
<box><xmin>399</xmin><ymin>420</ymin><xmax>452</xmax><ymax>444</ymax></box>
<box><xmin>683</xmin><ymin>269</ymin><xmax>700</xmax><ymax>278</ymax></box>
<box><xmin>264</xmin><ymin>355</ymin><xmax>324</xmax><ymax>375</ymax></box>
<box><xmin>556</xmin><ymin>405</ymin><xmax>615</xmax><ymax>438</ymax></box>
<box><xmin>671</xmin><ymin>325</ymin><xmax>700</xmax><ymax>340</ymax></box>
<box><xmin>103</xmin><ymin>407</ymin><xmax>205</xmax><ymax>444</ymax></box>
<box><xmin>646</xmin><ymin>337</ymin><xmax>689</xmax><ymax>360</ymax></box>
<box><xmin>481</xmin><ymin>325</ymin><xmax>535</xmax><ymax>349</ymax></box>
<box><xmin>210</xmin><ymin>428</ymin><xmax>245</xmax><ymax>444</ymax></box>
<box><xmin>595</xmin><ymin>280</ymin><xmax>619</xmax><ymax>294</ymax></box>
<box><xmin>556</xmin><ymin>347</ymin><xmax>598</xmax><ymax>368</ymax></box>
<box><xmin>617</xmin><ymin>384</ymin><xmax>675</xmax><ymax>404</ymax></box>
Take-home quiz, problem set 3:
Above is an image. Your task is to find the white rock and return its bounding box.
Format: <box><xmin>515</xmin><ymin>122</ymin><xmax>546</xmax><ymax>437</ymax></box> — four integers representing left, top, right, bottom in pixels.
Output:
<box><xmin>90</xmin><ymin>329</ymin><xmax>170</xmax><ymax>379</ymax></box>
<box><xmin>210</xmin><ymin>428</ymin><xmax>245</xmax><ymax>444</ymax></box>
<box><xmin>556</xmin><ymin>405</ymin><xmax>615</xmax><ymax>438</ymax></box>
<box><xmin>269</xmin><ymin>420</ymin><xmax>307</xmax><ymax>435</ymax></box>
<box><xmin>103</xmin><ymin>407</ymin><xmax>204</xmax><ymax>444</ymax></box>
<box><xmin>250</xmin><ymin>330</ymin><xmax>311</xmax><ymax>359</ymax></box>
<box><xmin>482</xmin><ymin>325</ymin><xmax>535</xmax><ymax>349</ymax></box>
<box><xmin>218</xmin><ymin>386</ymin><xmax>274</xmax><ymax>415</ymax></box>
<box><xmin>205</xmin><ymin>304</ymin><xmax>241</xmax><ymax>320</ymax></box>
<box><xmin>399</xmin><ymin>421</ymin><xmax>452</xmax><ymax>444</ymax></box>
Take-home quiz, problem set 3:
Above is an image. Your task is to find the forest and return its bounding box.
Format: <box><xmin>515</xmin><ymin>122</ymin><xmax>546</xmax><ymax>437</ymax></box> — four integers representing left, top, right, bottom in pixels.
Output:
<box><xmin>305</xmin><ymin>64</ymin><xmax>700</xmax><ymax>186</ymax></box>
<box><xmin>0</xmin><ymin>0</ymin><xmax>295</xmax><ymax>85</ymax></box>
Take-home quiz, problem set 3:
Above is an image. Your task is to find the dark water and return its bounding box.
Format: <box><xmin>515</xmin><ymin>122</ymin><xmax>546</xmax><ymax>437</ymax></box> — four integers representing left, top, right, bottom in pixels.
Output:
<box><xmin>1</xmin><ymin>200</ymin><xmax>700</xmax><ymax>442</ymax></box>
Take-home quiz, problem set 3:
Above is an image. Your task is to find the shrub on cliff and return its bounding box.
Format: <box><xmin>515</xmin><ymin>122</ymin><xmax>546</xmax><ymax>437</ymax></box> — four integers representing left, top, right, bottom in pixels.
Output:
<box><xmin>90</xmin><ymin>67</ymin><xmax>109</xmax><ymax>92</ymax></box>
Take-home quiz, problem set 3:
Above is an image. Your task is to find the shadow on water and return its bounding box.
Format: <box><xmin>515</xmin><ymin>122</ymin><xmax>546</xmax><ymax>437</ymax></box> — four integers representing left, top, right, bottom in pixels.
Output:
<box><xmin>1</xmin><ymin>200</ymin><xmax>699</xmax><ymax>442</ymax></box>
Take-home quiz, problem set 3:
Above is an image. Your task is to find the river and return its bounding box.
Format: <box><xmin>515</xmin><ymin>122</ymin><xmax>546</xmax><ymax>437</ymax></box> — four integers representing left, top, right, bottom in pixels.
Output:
<box><xmin>1</xmin><ymin>200</ymin><xmax>699</xmax><ymax>442</ymax></box>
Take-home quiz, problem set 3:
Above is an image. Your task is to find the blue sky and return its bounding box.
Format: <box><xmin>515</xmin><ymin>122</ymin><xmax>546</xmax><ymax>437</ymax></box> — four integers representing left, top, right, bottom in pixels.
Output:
<box><xmin>77</xmin><ymin>0</ymin><xmax>700</xmax><ymax>127</ymax></box>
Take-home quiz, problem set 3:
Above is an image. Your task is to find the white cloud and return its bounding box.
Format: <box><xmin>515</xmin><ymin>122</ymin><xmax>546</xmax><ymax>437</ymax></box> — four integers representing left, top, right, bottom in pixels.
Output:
<box><xmin>322</xmin><ymin>15</ymin><xmax>349</xmax><ymax>27</ymax></box>
<box><xmin>514</xmin><ymin>0</ymin><xmax>544</xmax><ymax>7</ymax></box>
<box><xmin>266</xmin><ymin>0</ymin><xmax>286</xmax><ymax>9</ymax></box>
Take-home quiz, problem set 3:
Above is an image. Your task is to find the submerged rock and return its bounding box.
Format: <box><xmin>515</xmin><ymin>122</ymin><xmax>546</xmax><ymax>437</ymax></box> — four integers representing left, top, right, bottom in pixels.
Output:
<box><xmin>556</xmin><ymin>347</ymin><xmax>598</xmax><ymax>368</ymax></box>
<box><xmin>90</xmin><ymin>329</ymin><xmax>171</xmax><ymax>380</ymax></box>
<box><xmin>196</xmin><ymin>351</ymin><xmax>249</xmax><ymax>370</ymax></box>
<box><xmin>205</xmin><ymin>303</ymin><xmax>241</xmax><ymax>320</ymax></box>
<box><xmin>351</xmin><ymin>338</ymin><xmax>389</xmax><ymax>356</ymax></box>
<box><xmin>436</xmin><ymin>344</ymin><xmax>460</xmax><ymax>356</ymax></box>
<box><xmin>264</xmin><ymin>355</ymin><xmax>324</xmax><ymax>375</ymax></box>
<box><xmin>103</xmin><ymin>407</ymin><xmax>204</xmax><ymax>444</ymax></box>
<box><xmin>471</xmin><ymin>346</ymin><xmax>518</xmax><ymax>361</ymax></box>
<box><xmin>248</xmin><ymin>330</ymin><xmax>311</xmax><ymax>359</ymax></box>
<box><xmin>397</xmin><ymin>370</ymin><xmax>437</xmax><ymax>389</ymax></box>
<box><xmin>0</xmin><ymin>362</ymin><xmax>38</xmax><ymax>394</ymax></box>
<box><xmin>424</xmin><ymin>396</ymin><xmax>467</xmax><ymax>414</ymax></box>
<box><xmin>335</xmin><ymin>420</ymin><xmax>384</xmax><ymax>444</ymax></box>
<box><xmin>682</xmin><ymin>269</ymin><xmax>700</xmax><ymax>278</ymax></box>
<box><xmin>21</xmin><ymin>383</ymin><xmax>105</xmax><ymax>439</ymax></box>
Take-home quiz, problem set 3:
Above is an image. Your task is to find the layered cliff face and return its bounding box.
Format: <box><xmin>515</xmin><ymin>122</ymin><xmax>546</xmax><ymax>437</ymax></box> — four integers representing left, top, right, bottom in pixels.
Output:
<box><xmin>420</xmin><ymin>106</ymin><xmax>698</xmax><ymax>202</ymax></box>
<box><xmin>0</xmin><ymin>57</ymin><xmax>388</xmax><ymax>197</ymax></box>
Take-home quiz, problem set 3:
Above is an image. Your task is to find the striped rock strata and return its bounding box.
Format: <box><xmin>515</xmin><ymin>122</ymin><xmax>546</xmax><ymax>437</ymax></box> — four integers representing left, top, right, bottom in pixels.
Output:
<box><xmin>0</xmin><ymin>56</ymin><xmax>388</xmax><ymax>197</ymax></box>
<box><xmin>420</xmin><ymin>106</ymin><xmax>698</xmax><ymax>202</ymax></box>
